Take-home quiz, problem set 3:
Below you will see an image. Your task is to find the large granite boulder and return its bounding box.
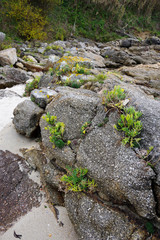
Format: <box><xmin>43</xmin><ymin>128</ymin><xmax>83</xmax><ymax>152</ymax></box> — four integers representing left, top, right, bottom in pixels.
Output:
<box><xmin>65</xmin><ymin>192</ymin><xmax>159</xmax><ymax>240</ymax></box>
<box><xmin>0</xmin><ymin>48</ymin><xmax>17</xmax><ymax>66</ymax></box>
<box><xmin>13</xmin><ymin>100</ymin><xmax>44</xmax><ymax>137</ymax></box>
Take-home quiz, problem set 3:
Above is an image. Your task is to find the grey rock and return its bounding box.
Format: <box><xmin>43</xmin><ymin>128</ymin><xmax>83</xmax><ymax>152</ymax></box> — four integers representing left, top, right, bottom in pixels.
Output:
<box><xmin>77</xmin><ymin>116</ymin><xmax>156</xmax><ymax>219</ymax></box>
<box><xmin>41</xmin><ymin>88</ymin><xmax>101</xmax><ymax>141</ymax></box>
<box><xmin>0</xmin><ymin>48</ymin><xmax>17</xmax><ymax>66</ymax></box>
<box><xmin>0</xmin><ymin>67</ymin><xmax>29</xmax><ymax>88</ymax></box>
<box><xmin>145</xmin><ymin>37</ymin><xmax>160</xmax><ymax>45</ymax></box>
<box><xmin>65</xmin><ymin>192</ymin><xmax>158</xmax><ymax>240</ymax></box>
<box><xmin>30</xmin><ymin>88</ymin><xmax>57</xmax><ymax>109</ymax></box>
<box><xmin>120</xmin><ymin>38</ymin><xmax>140</xmax><ymax>48</ymax></box>
<box><xmin>13</xmin><ymin>100</ymin><xmax>44</xmax><ymax>137</ymax></box>
<box><xmin>6</xmin><ymin>67</ymin><xmax>30</xmax><ymax>83</ymax></box>
<box><xmin>0</xmin><ymin>32</ymin><xmax>6</xmax><ymax>42</ymax></box>
<box><xmin>38</xmin><ymin>73</ymin><xmax>55</xmax><ymax>88</ymax></box>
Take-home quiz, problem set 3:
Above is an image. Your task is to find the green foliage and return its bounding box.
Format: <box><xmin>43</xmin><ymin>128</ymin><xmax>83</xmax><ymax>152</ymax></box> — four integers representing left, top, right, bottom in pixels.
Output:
<box><xmin>74</xmin><ymin>64</ymin><xmax>91</xmax><ymax>75</ymax></box>
<box><xmin>1</xmin><ymin>0</ymin><xmax>47</xmax><ymax>40</ymax></box>
<box><xmin>44</xmin><ymin>44</ymin><xmax>63</xmax><ymax>52</ymax></box>
<box><xmin>145</xmin><ymin>221</ymin><xmax>154</xmax><ymax>234</ymax></box>
<box><xmin>43</xmin><ymin>112</ymin><xmax>66</xmax><ymax>148</ymax></box>
<box><xmin>114</xmin><ymin>106</ymin><xmax>143</xmax><ymax>148</ymax></box>
<box><xmin>56</xmin><ymin>64</ymin><xmax>72</xmax><ymax>77</ymax></box>
<box><xmin>98</xmin><ymin>117</ymin><xmax>109</xmax><ymax>127</ymax></box>
<box><xmin>81</xmin><ymin>122</ymin><xmax>91</xmax><ymax>135</ymax></box>
<box><xmin>23</xmin><ymin>56</ymin><xmax>34</xmax><ymax>63</ymax></box>
<box><xmin>24</xmin><ymin>76</ymin><xmax>40</xmax><ymax>96</ymax></box>
<box><xmin>103</xmin><ymin>85</ymin><xmax>126</xmax><ymax>108</ymax></box>
<box><xmin>61</xmin><ymin>166</ymin><xmax>97</xmax><ymax>192</ymax></box>
<box><xmin>89</xmin><ymin>73</ymin><xmax>107</xmax><ymax>84</ymax></box>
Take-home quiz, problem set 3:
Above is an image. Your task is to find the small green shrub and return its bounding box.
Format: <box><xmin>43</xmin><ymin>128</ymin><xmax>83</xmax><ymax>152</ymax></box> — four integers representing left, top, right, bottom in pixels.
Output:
<box><xmin>23</xmin><ymin>56</ymin><xmax>34</xmax><ymax>62</ymax></box>
<box><xmin>114</xmin><ymin>106</ymin><xmax>142</xmax><ymax>148</ymax></box>
<box><xmin>103</xmin><ymin>85</ymin><xmax>126</xmax><ymax>107</ymax></box>
<box><xmin>81</xmin><ymin>122</ymin><xmax>91</xmax><ymax>135</ymax></box>
<box><xmin>44</xmin><ymin>44</ymin><xmax>63</xmax><ymax>52</ymax></box>
<box><xmin>145</xmin><ymin>222</ymin><xmax>154</xmax><ymax>234</ymax></box>
<box><xmin>61</xmin><ymin>166</ymin><xmax>97</xmax><ymax>192</ymax></box>
<box><xmin>43</xmin><ymin>112</ymin><xmax>67</xmax><ymax>149</ymax></box>
<box><xmin>89</xmin><ymin>73</ymin><xmax>106</xmax><ymax>83</ymax></box>
<box><xmin>23</xmin><ymin>76</ymin><xmax>40</xmax><ymax>96</ymax></box>
<box><xmin>56</xmin><ymin>64</ymin><xmax>72</xmax><ymax>76</ymax></box>
<box><xmin>74</xmin><ymin>63</ymin><xmax>91</xmax><ymax>75</ymax></box>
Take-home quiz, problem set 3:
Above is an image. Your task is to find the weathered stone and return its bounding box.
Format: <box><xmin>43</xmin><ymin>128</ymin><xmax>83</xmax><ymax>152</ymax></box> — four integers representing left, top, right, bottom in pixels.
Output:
<box><xmin>17</xmin><ymin>57</ymin><xmax>44</xmax><ymax>72</ymax></box>
<box><xmin>77</xmin><ymin>114</ymin><xmax>156</xmax><ymax>219</ymax></box>
<box><xmin>13</xmin><ymin>100</ymin><xmax>44</xmax><ymax>137</ymax></box>
<box><xmin>145</xmin><ymin>37</ymin><xmax>160</xmax><ymax>45</ymax></box>
<box><xmin>119</xmin><ymin>63</ymin><xmax>160</xmax><ymax>90</ymax></box>
<box><xmin>65</xmin><ymin>192</ymin><xmax>159</xmax><ymax>240</ymax></box>
<box><xmin>0</xmin><ymin>48</ymin><xmax>17</xmax><ymax>66</ymax></box>
<box><xmin>0</xmin><ymin>150</ymin><xmax>41</xmax><ymax>232</ymax></box>
<box><xmin>120</xmin><ymin>38</ymin><xmax>140</xmax><ymax>48</ymax></box>
<box><xmin>0</xmin><ymin>32</ymin><xmax>6</xmax><ymax>42</ymax></box>
<box><xmin>40</xmin><ymin>88</ymin><xmax>101</xmax><ymax>141</ymax></box>
<box><xmin>30</xmin><ymin>88</ymin><xmax>57</xmax><ymax>109</ymax></box>
<box><xmin>38</xmin><ymin>73</ymin><xmax>55</xmax><ymax>88</ymax></box>
<box><xmin>83</xmin><ymin>51</ymin><xmax>105</xmax><ymax>68</ymax></box>
<box><xmin>6</xmin><ymin>67</ymin><xmax>30</xmax><ymax>83</ymax></box>
<box><xmin>21</xmin><ymin>147</ymin><xmax>64</xmax><ymax>206</ymax></box>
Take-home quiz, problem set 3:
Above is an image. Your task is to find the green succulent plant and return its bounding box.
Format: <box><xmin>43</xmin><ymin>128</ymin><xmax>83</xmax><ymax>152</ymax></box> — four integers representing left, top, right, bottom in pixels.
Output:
<box><xmin>61</xmin><ymin>166</ymin><xmax>97</xmax><ymax>192</ymax></box>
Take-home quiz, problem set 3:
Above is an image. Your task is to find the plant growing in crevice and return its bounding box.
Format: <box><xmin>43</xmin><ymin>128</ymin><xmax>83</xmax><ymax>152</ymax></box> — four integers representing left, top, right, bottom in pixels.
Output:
<box><xmin>98</xmin><ymin>117</ymin><xmax>109</xmax><ymax>127</ymax></box>
<box><xmin>81</xmin><ymin>121</ymin><xmax>91</xmax><ymax>135</ymax></box>
<box><xmin>89</xmin><ymin>73</ymin><xmax>106</xmax><ymax>84</ymax></box>
<box><xmin>102</xmin><ymin>85</ymin><xmax>126</xmax><ymax>108</ymax></box>
<box><xmin>23</xmin><ymin>76</ymin><xmax>40</xmax><ymax>96</ymax></box>
<box><xmin>114</xmin><ymin>106</ymin><xmax>142</xmax><ymax>148</ymax></box>
<box><xmin>60</xmin><ymin>166</ymin><xmax>97</xmax><ymax>192</ymax></box>
<box><xmin>74</xmin><ymin>63</ymin><xmax>91</xmax><ymax>75</ymax></box>
<box><xmin>42</xmin><ymin>112</ymin><xmax>67</xmax><ymax>149</ymax></box>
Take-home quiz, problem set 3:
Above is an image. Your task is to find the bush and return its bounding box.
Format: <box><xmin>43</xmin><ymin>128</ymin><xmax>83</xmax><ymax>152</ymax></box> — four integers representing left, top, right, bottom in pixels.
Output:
<box><xmin>3</xmin><ymin>0</ymin><xmax>47</xmax><ymax>40</ymax></box>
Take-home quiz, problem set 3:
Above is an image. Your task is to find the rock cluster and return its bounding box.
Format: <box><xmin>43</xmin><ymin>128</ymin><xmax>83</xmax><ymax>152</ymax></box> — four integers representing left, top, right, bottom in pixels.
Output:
<box><xmin>1</xmin><ymin>34</ymin><xmax>160</xmax><ymax>239</ymax></box>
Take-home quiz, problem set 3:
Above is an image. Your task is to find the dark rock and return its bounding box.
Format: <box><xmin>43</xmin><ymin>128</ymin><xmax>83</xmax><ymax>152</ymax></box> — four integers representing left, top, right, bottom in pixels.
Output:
<box><xmin>120</xmin><ymin>38</ymin><xmax>140</xmax><ymax>48</ymax></box>
<box><xmin>145</xmin><ymin>37</ymin><xmax>160</xmax><ymax>45</ymax></box>
<box><xmin>13</xmin><ymin>100</ymin><xmax>44</xmax><ymax>137</ymax></box>
<box><xmin>0</xmin><ymin>150</ymin><xmax>41</xmax><ymax>232</ymax></box>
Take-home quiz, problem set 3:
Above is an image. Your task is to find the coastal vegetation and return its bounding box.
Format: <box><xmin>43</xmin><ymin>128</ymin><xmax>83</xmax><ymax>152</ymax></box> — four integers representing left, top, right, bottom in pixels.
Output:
<box><xmin>0</xmin><ymin>0</ymin><xmax>159</xmax><ymax>42</ymax></box>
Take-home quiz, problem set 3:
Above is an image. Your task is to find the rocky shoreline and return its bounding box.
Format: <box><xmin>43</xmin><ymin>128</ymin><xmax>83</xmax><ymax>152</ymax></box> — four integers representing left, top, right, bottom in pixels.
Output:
<box><xmin>0</xmin><ymin>32</ymin><xmax>160</xmax><ymax>239</ymax></box>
